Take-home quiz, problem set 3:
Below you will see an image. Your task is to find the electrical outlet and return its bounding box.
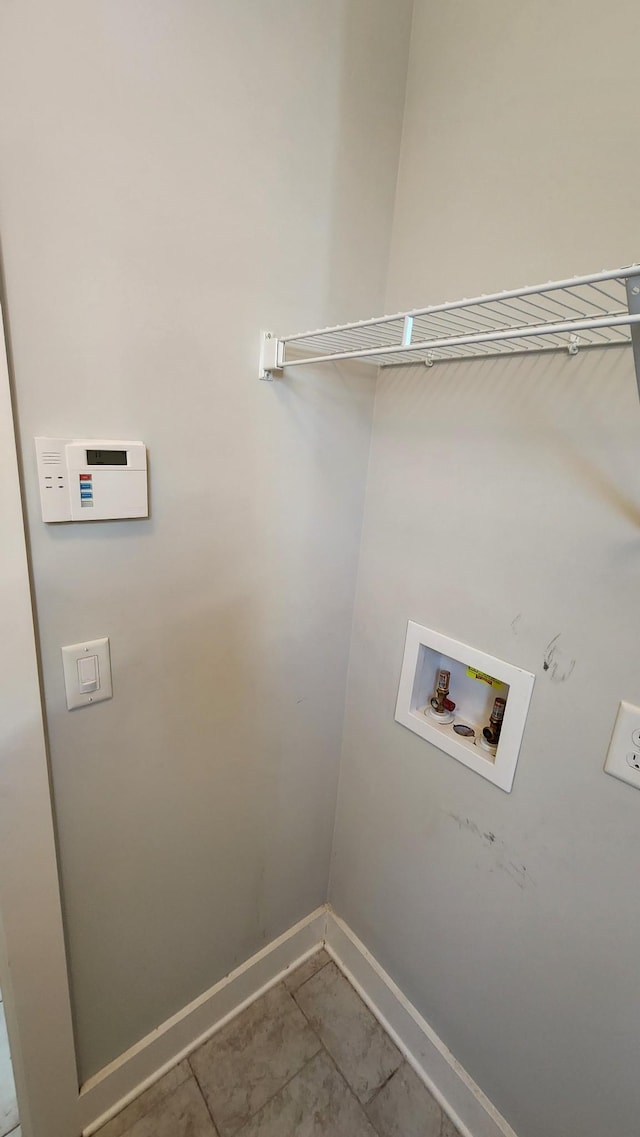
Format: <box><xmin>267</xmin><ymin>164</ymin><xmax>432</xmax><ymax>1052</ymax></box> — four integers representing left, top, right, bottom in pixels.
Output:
<box><xmin>604</xmin><ymin>701</ymin><xmax>640</xmax><ymax>789</ymax></box>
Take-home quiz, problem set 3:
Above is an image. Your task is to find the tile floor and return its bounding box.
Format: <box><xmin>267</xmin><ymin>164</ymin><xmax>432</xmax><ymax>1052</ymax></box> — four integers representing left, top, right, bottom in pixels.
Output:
<box><xmin>0</xmin><ymin>989</ymin><xmax>20</xmax><ymax>1137</ymax></box>
<box><xmin>98</xmin><ymin>950</ymin><xmax>460</xmax><ymax>1137</ymax></box>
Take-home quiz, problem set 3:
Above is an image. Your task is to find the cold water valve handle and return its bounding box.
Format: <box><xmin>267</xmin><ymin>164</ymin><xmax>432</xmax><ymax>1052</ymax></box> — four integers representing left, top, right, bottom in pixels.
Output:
<box><xmin>480</xmin><ymin>696</ymin><xmax>506</xmax><ymax>753</ymax></box>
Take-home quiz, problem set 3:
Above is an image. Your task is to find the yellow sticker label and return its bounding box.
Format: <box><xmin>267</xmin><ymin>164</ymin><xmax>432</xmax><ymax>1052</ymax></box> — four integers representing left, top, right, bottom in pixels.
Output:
<box><xmin>466</xmin><ymin>667</ymin><xmax>502</xmax><ymax>688</ymax></box>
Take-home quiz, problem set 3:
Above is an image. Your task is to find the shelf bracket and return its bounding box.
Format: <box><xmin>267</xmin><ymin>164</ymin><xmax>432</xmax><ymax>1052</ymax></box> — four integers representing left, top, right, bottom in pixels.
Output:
<box><xmin>625</xmin><ymin>276</ymin><xmax>640</xmax><ymax>403</ymax></box>
<box><xmin>568</xmin><ymin>334</ymin><xmax>580</xmax><ymax>356</ymax></box>
<box><xmin>258</xmin><ymin>332</ymin><xmax>283</xmax><ymax>381</ymax></box>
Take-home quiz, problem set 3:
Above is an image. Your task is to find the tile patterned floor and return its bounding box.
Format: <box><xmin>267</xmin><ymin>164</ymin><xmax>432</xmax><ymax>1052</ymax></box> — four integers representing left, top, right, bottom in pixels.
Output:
<box><xmin>98</xmin><ymin>950</ymin><xmax>461</xmax><ymax>1137</ymax></box>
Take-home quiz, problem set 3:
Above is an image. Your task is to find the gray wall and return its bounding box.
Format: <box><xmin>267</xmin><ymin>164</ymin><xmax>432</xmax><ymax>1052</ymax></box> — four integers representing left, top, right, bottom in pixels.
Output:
<box><xmin>330</xmin><ymin>4</ymin><xmax>640</xmax><ymax>1137</ymax></box>
<box><xmin>0</xmin><ymin>0</ymin><xmax>412</xmax><ymax>1080</ymax></box>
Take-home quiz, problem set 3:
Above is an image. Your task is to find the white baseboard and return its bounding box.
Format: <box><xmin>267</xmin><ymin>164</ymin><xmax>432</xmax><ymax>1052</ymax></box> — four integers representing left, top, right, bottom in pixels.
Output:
<box><xmin>80</xmin><ymin>904</ymin><xmax>516</xmax><ymax>1137</ymax></box>
<box><xmin>324</xmin><ymin>909</ymin><xmax>517</xmax><ymax>1137</ymax></box>
<box><xmin>80</xmin><ymin>907</ymin><xmax>327</xmax><ymax>1134</ymax></box>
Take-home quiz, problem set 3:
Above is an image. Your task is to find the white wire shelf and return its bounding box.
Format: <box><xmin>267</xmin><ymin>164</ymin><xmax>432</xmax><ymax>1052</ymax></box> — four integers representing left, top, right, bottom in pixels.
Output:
<box><xmin>259</xmin><ymin>265</ymin><xmax>640</xmax><ymax>380</ymax></box>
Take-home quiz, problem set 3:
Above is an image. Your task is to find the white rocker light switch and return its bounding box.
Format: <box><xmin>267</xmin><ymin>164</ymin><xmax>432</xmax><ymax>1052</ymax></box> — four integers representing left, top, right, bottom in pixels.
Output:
<box><xmin>61</xmin><ymin>637</ymin><xmax>112</xmax><ymax>710</ymax></box>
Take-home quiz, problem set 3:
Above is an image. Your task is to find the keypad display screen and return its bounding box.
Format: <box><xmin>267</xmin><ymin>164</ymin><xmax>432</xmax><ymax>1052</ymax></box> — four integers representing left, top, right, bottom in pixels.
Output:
<box><xmin>86</xmin><ymin>449</ymin><xmax>127</xmax><ymax>466</ymax></box>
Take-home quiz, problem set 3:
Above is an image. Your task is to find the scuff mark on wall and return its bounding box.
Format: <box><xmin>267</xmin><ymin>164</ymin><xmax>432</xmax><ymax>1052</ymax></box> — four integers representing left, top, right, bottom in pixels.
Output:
<box><xmin>448</xmin><ymin>813</ymin><xmax>497</xmax><ymax>847</ymax></box>
<box><xmin>543</xmin><ymin>633</ymin><xmax>575</xmax><ymax>682</ymax></box>
<box><xmin>446</xmin><ymin>812</ymin><xmax>536</xmax><ymax>890</ymax></box>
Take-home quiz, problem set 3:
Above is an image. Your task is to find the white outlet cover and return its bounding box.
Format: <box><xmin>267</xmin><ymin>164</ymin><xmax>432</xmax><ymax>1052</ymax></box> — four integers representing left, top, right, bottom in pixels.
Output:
<box><xmin>61</xmin><ymin>637</ymin><xmax>112</xmax><ymax>710</ymax></box>
<box><xmin>604</xmin><ymin>700</ymin><xmax>640</xmax><ymax>790</ymax></box>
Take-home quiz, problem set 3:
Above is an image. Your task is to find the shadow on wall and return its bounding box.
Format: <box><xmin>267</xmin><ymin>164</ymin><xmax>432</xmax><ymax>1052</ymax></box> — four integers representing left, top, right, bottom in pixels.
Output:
<box><xmin>376</xmin><ymin>342</ymin><xmax>640</xmax><ymax>531</ymax></box>
<box><xmin>323</xmin><ymin>0</ymin><xmax>413</xmax><ymax>326</ymax></box>
<box><xmin>47</xmin><ymin>585</ymin><xmax>281</xmax><ymax>1081</ymax></box>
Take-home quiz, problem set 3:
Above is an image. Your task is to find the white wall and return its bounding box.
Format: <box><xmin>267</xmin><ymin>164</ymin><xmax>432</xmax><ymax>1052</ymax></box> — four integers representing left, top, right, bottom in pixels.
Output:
<box><xmin>330</xmin><ymin>4</ymin><xmax>640</xmax><ymax>1137</ymax></box>
<box><xmin>0</xmin><ymin>306</ymin><xmax>78</xmax><ymax>1137</ymax></box>
<box><xmin>0</xmin><ymin>0</ymin><xmax>412</xmax><ymax>1081</ymax></box>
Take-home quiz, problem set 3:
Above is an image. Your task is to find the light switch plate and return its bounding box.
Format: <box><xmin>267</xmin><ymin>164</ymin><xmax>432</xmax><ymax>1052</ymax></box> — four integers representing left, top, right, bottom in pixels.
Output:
<box><xmin>61</xmin><ymin>637</ymin><xmax>112</xmax><ymax>710</ymax></box>
<box><xmin>604</xmin><ymin>700</ymin><xmax>640</xmax><ymax>790</ymax></box>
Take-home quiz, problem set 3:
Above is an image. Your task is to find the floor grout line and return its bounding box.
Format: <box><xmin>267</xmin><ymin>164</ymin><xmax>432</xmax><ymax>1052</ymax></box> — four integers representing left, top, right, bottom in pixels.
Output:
<box><xmin>94</xmin><ymin>947</ymin><xmax>458</xmax><ymax>1137</ymax></box>
<box><xmin>288</xmin><ymin>961</ymin><xmax>403</xmax><ymax>1136</ymax></box>
<box><xmin>364</xmin><ymin>1057</ymin><xmax>404</xmax><ymax>1110</ymax></box>
<box><xmin>0</xmin><ymin>1115</ymin><xmax>20</xmax><ymax>1137</ymax></box>
<box><xmin>235</xmin><ymin>979</ymin><xmax>326</xmax><ymax>1132</ymax></box>
<box><xmin>234</xmin><ymin>1047</ymin><xmax>324</xmax><ymax>1137</ymax></box>
<box><xmin>177</xmin><ymin>948</ymin><xmax>333</xmax><ymax>1137</ymax></box>
<box><xmin>188</xmin><ymin>979</ymin><xmax>326</xmax><ymax>1137</ymax></box>
<box><xmin>291</xmin><ymin>956</ymin><xmax>404</xmax><ymax>1111</ymax></box>
<box><xmin>288</xmin><ymin>958</ymin><xmax>333</xmax><ymax>1020</ymax></box>
<box><xmin>187</xmin><ymin>1054</ymin><xmax>220</xmax><ymax>1136</ymax></box>
<box><xmin>286</xmin><ymin>957</ymin><xmax>332</xmax><ymax>998</ymax></box>
<box><xmin>314</xmin><ymin>1043</ymin><xmax>386</xmax><ymax>1137</ymax></box>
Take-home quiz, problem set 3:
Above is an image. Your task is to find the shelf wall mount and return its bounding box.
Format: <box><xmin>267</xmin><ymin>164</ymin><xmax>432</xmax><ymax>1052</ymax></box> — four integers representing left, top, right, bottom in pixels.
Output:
<box><xmin>259</xmin><ymin>265</ymin><xmax>640</xmax><ymax>385</ymax></box>
<box><xmin>258</xmin><ymin>332</ymin><xmax>283</xmax><ymax>382</ymax></box>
